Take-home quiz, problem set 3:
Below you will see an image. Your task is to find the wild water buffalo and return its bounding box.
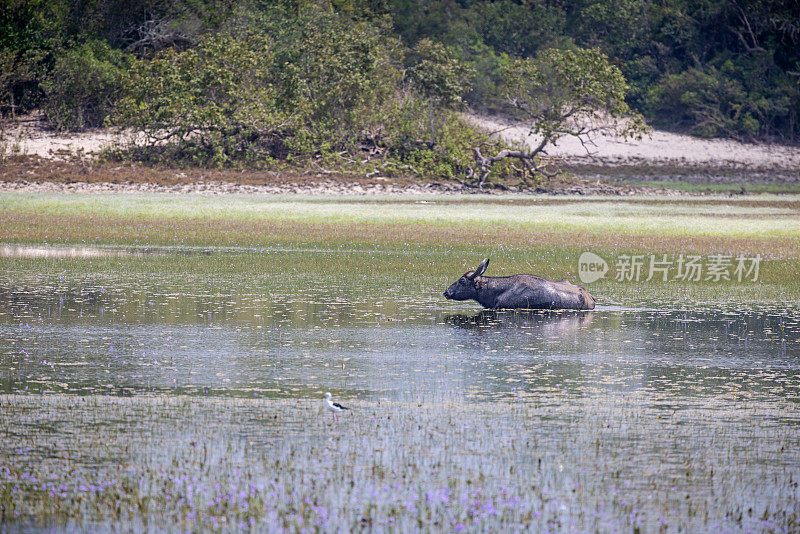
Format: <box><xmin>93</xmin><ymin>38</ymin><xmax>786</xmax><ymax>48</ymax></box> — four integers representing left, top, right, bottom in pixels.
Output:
<box><xmin>443</xmin><ymin>258</ymin><xmax>596</xmax><ymax>310</ymax></box>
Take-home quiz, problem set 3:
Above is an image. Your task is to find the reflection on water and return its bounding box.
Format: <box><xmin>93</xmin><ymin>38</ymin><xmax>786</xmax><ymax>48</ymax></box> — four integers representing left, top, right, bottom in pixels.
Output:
<box><xmin>1</xmin><ymin>254</ymin><xmax>798</xmax><ymax>404</ymax></box>
<box><xmin>1</xmin><ymin>244</ymin><xmax>160</xmax><ymax>258</ymax></box>
<box><xmin>446</xmin><ymin>308</ymin><xmax>595</xmax><ymax>333</ymax></box>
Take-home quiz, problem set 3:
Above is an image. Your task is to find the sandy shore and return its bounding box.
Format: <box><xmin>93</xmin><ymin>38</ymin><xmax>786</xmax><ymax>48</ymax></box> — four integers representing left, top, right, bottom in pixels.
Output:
<box><xmin>1</xmin><ymin>118</ymin><xmax>117</xmax><ymax>160</ymax></box>
<box><xmin>469</xmin><ymin>115</ymin><xmax>800</xmax><ymax>171</ymax></box>
<box><xmin>4</xmin><ymin>114</ymin><xmax>798</xmax><ymax>170</ymax></box>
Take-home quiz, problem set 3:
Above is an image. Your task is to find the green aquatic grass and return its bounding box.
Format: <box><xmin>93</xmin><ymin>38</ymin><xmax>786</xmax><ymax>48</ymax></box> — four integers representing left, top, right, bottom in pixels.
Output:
<box><xmin>2</xmin><ymin>193</ymin><xmax>800</xmax><ymax>242</ymax></box>
<box><xmin>2</xmin><ymin>193</ymin><xmax>800</xmax><ymax>531</ymax></box>
<box><xmin>630</xmin><ymin>180</ymin><xmax>800</xmax><ymax>194</ymax></box>
<box><xmin>1</xmin><ymin>394</ymin><xmax>797</xmax><ymax>532</ymax></box>
<box><xmin>2</xmin><ymin>245</ymin><xmax>799</xmax><ymax>307</ymax></box>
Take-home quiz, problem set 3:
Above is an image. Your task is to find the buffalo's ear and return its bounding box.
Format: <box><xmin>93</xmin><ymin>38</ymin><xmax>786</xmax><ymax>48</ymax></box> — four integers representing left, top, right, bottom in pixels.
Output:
<box><xmin>471</xmin><ymin>258</ymin><xmax>489</xmax><ymax>279</ymax></box>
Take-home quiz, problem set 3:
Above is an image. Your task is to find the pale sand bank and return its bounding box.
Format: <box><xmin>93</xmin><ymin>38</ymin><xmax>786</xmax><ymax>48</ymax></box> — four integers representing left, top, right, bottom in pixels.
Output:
<box><xmin>4</xmin><ymin>115</ymin><xmax>798</xmax><ymax>171</ymax></box>
<box><xmin>469</xmin><ymin>115</ymin><xmax>800</xmax><ymax>171</ymax></box>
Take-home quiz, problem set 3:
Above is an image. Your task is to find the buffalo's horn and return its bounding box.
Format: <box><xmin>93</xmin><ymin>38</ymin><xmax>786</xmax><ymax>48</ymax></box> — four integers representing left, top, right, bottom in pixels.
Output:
<box><xmin>468</xmin><ymin>258</ymin><xmax>489</xmax><ymax>280</ymax></box>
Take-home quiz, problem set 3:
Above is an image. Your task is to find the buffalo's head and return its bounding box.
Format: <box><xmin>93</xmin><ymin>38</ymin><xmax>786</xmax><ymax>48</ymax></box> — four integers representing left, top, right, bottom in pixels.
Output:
<box><xmin>443</xmin><ymin>258</ymin><xmax>489</xmax><ymax>300</ymax></box>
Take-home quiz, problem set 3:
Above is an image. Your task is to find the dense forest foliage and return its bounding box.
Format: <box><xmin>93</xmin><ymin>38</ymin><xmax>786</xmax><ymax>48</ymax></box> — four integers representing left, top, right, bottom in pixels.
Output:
<box><xmin>391</xmin><ymin>0</ymin><xmax>800</xmax><ymax>142</ymax></box>
<box><xmin>0</xmin><ymin>0</ymin><xmax>797</xmax><ymax>177</ymax></box>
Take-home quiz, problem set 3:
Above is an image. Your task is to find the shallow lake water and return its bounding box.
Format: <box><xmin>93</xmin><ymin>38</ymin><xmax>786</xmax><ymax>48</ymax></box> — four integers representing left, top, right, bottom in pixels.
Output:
<box><xmin>2</xmin><ymin>248</ymin><xmax>798</xmax><ymax>402</ymax></box>
<box><xmin>1</xmin><ymin>246</ymin><xmax>799</xmax><ymax>531</ymax></box>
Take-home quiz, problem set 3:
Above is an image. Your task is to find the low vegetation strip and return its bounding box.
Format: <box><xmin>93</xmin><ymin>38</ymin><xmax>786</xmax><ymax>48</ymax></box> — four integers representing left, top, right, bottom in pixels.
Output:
<box><xmin>2</xmin><ymin>394</ymin><xmax>797</xmax><ymax>531</ymax></box>
<box><xmin>3</xmin><ymin>192</ymin><xmax>798</xmax><ymax>235</ymax></box>
<box><xmin>2</xmin><ymin>193</ymin><xmax>800</xmax><ymax>259</ymax></box>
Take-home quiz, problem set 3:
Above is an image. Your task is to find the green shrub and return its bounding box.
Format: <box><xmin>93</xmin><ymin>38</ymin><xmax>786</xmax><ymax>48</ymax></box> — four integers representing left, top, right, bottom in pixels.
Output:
<box><xmin>41</xmin><ymin>39</ymin><xmax>131</xmax><ymax>130</ymax></box>
<box><xmin>113</xmin><ymin>32</ymin><xmax>289</xmax><ymax>166</ymax></box>
<box><xmin>646</xmin><ymin>63</ymin><xmax>798</xmax><ymax>141</ymax></box>
<box><xmin>406</xmin><ymin>39</ymin><xmax>473</xmax><ymax>110</ymax></box>
<box><xmin>110</xmin><ymin>6</ymin><xmax>497</xmax><ymax>180</ymax></box>
<box><xmin>0</xmin><ymin>0</ymin><xmax>69</xmax><ymax>117</ymax></box>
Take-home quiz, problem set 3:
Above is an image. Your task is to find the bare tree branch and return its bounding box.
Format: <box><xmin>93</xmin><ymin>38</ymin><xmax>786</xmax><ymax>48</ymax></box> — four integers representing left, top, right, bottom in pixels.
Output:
<box><xmin>467</xmin><ymin>146</ymin><xmax>557</xmax><ymax>189</ymax></box>
<box><xmin>730</xmin><ymin>3</ymin><xmax>767</xmax><ymax>53</ymax></box>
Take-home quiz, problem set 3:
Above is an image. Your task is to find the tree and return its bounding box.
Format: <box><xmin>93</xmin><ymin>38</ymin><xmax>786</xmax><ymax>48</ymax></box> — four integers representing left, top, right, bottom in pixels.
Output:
<box><xmin>402</xmin><ymin>38</ymin><xmax>473</xmax><ymax>153</ymax></box>
<box><xmin>0</xmin><ymin>0</ymin><xmax>68</xmax><ymax>117</ymax></box>
<box><xmin>406</xmin><ymin>39</ymin><xmax>472</xmax><ymax>110</ymax></box>
<box><xmin>111</xmin><ymin>6</ymin><xmax>408</xmax><ymax>169</ymax></box>
<box><xmin>113</xmin><ymin>32</ymin><xmax>290</xmax><ymax>165</ymax></box>
<box><xmin>42</xmin><ymin>40</ymin><xmax>131</xmax><ymax>130</ymax></box>
<box><xmin>467</xmin><ymin>47</ymin><xmax>648</xmax><ymax>187</ymax></box>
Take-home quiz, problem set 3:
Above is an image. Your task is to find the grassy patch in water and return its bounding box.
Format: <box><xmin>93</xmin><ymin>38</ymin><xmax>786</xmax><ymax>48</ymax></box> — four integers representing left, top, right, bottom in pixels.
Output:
<box><xmin>2</xmin><ymin>246</ymin><xmax>799</xmax><ymax>314</ymax></box>
<box><xmin>1</xmin><ymin>394</ymin><xmax>798</xmax><ymax>531</ymax></box>
<box><xmin>627</xmin><ymin>180</ymin><xmax>800</xmax><ymax>195</ymax></box>
<box><xmin>2</xmin><ymin>193</ymin><xmax>800</xmax><ymax>260</ymax></box>
<box><xmin>625</xmin><ymin>180</ymin><xmax>800</xmax><ymax>195</ymax></box>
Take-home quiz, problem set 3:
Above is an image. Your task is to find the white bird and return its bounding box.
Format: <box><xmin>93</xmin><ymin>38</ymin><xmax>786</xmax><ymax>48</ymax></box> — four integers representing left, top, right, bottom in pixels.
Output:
<box><xmin>324</xmin><ymin>392</ymin><xmax>349</xmax><ymax>422</ymax></box>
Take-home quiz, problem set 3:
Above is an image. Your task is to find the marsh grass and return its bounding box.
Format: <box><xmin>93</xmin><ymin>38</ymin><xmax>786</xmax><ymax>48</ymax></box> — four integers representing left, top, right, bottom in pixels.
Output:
<box><xmin>2</xmin><ymin>192</ymin><xmax>800</xmax><ymax>531</ymax></box>
<box><xmin>2</xmin><ymin>243</ymin><xmax>799</xmax><ymax>305</ymax></box>
<box><xmin>1</xmin><ymin>394</ymin><xmax>798</xmax><ymax>531</ymax></box>
<box><xmin>2</xmin><ymin>194</ymin><xmax>800</xmax><ymax>256</ymax></box>
<box><xmin>628</xmin><ymin>180</ymin><xmax>800</xmax><ymax>195</ymax></box>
